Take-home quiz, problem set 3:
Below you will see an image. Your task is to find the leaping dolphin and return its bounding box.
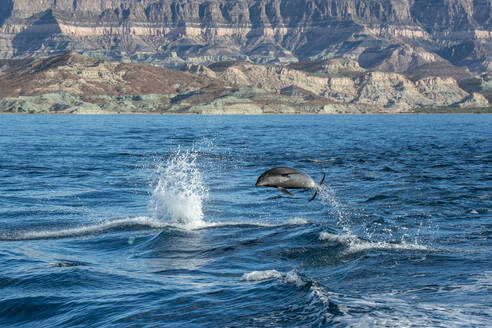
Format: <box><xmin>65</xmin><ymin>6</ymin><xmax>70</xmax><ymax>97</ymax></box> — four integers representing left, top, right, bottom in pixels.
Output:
<box><xmin>255</xmin><ymin>167</ymin><xmax>326</xmax><ymax>201</ymax></box>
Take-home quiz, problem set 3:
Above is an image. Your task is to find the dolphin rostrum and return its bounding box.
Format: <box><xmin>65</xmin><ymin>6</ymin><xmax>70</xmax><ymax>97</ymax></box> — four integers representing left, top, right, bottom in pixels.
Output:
<box><xmin>255</xmin><ymin>167</ymin><xmax>326</xmax><ymax>201</ymax></box>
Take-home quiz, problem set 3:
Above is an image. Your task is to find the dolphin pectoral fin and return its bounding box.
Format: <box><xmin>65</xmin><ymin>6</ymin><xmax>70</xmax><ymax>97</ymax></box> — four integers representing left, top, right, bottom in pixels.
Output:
<box><xmin>278</xmin><ymin>187</ymin><xmax>294</xmax><ymax>196</ymax></box>
<box><xmin>319</xmin><ymin>173</ymin><xmax>326</xmax><ymax>186</ymax></box>
<box><xmin>309</xmin><ymin>191</ymin><xmax>318</xmax><ymax>202</ymax></box>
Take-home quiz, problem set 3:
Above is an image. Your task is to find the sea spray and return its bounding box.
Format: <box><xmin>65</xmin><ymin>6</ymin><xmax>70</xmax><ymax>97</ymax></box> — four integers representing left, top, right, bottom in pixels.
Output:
<box><xmin>149</xmin><ymin>147</ymin><xmax>208</xmax><ymax>229</ymax></box>
<box><xmin>318</xmin><ymin>185</ymin><xmax>350</xmax><ymax>232</ymax></box>
<box><xmin>317</xmin><ymin>186</ymin><xmax>430</xmax><ymax>248</ymax></box>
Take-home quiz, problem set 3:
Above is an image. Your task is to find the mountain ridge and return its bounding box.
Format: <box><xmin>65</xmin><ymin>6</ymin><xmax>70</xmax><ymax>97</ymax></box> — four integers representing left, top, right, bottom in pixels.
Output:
<box><xmin>1</xmin><ymin>1</ymin><xmax>492</xmax><ymax>113</ymax></box>
<box><xmin>1</xmin><ymin>0</ymin><xmax>491</xmax><ymax>74</ymax></box>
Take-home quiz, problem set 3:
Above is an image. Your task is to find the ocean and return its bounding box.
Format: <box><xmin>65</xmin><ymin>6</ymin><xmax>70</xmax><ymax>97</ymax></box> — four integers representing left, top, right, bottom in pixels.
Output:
<box><xmin>0</xmin><ymin>114</ymin><xmax>490</xmax><ymax>327</ymax></box>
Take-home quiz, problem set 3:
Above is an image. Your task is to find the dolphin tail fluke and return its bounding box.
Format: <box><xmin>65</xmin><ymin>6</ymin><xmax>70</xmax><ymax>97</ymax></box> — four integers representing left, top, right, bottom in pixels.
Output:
<box><xmin>309</xmin><ymin>173</ymin><xmax>326</xmax><ymax>202</ymax></box>
<box><xmin>308</xmin><ymin>191</ymin><xmax>318</xmax><ymax>202</ymax></box>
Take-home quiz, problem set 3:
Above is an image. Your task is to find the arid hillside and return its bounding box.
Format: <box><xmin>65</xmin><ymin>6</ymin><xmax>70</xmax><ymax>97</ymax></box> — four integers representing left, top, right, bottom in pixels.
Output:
<box><xmin>0</xmin><ymin>51</ymin><xmax>224</xmax><ymax>98</ymax></box>
<box><xmin>0</xmin><ymin>52</ymin><xmax>490</xmax><ymax>114</ymax></box>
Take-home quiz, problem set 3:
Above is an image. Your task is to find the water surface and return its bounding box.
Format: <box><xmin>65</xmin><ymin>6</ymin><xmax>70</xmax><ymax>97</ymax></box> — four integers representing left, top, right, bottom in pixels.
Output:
<box><xmin>0</xmin><ymin>114</ymin><xmax>491</xmax><ymax>327</ymax></box>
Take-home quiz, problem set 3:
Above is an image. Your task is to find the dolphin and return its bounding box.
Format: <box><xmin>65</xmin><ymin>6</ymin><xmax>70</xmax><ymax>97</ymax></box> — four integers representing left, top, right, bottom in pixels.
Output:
<box><xmin>255</xmin><ymin>167</ymin><xmax>326</xmax><ymax>201</ymax></box>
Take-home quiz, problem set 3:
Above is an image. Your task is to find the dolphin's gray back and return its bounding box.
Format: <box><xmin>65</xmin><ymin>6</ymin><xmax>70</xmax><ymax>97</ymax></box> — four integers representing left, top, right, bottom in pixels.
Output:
<box><xmin>256</xmin><ymin>167</ymin><xmax>316</xmax><ymax>189</ymax></box>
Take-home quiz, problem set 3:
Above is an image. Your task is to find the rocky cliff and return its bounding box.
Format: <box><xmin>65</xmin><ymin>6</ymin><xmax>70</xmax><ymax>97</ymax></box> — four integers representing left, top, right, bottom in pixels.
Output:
<box><xmin>184</xmin><ymin>57</ymin><xmax>491</xmax><ymax>110</ymax></box>
<box><xmin>1</xmin><ymin>0</ymin><xmax>491</xmax><ymax>75</ymax></box>
<box><xmin>0</xmin><ymin>52</ymin><xmax>489</xmax><ymax>114</ymax></box>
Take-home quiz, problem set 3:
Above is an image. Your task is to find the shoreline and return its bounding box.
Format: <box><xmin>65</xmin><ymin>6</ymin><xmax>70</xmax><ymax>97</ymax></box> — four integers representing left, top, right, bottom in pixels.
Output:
<box><xmin>1</xmin><ymin>111</ymin><xmax>491</xmax><ymax>115</ymax></box>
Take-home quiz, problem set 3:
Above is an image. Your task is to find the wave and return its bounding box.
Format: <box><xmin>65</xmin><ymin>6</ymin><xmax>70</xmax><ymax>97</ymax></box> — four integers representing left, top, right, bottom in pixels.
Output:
<box><xmin>197</xmin><ymin>217</ymin><xmax>309</xmax><ymax>230</ymax></box>
<box><xmin>242</xmin><ymin>267</ymin><xmax>482</xmax><ymax>327</ymax></box>
<box><xmin>241</xmin><ymin>268</ymin><xmax>336</xmax><ymax>319</ymax></box>
<box><xmin>241</xmin><ymin>269</ymin><xmax>306</xmax><ymax>288</ymax></box>
<box><xmin>241</xmin><ymin>270</ymin><xmax>283</xmax><ymax>282</ymax></box>
<box><xmin>307</xmin><ymin>282</ymin><xmax>487</xmax><ymax>327</ymax></box>
<box><xmin>0</xmin><ymin>216</ymin><xmax>311</xmax><ymax>241</ymax></box>
<box><xmin>0</xmin><ymin>216</ymin><xmax>166</xmax><ymax>241</ymax></box>
<box><xmin>318</xmin><ymin>232</ymin><xmax>433</xmax><ymax>254</ymax></box>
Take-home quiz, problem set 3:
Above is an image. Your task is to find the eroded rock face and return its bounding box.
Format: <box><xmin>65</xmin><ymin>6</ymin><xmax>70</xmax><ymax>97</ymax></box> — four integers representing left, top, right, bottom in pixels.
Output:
<box><xmin>0</xmin><ymin>51</ymin><xmax>224</xmax><ymax>97</ymax></box>
<box><xmin>358</xmin><ymin>44</ymin><xmax>472</xmax><ymax>78</ymax></box>
<box><xmin>197</xmin><ymin>59</ymin><xmax>484</xmax><ymax>110</ymax></box>
<box><xmin>0</xmin><ymin>52</ymin><xmax>488</xmax><ymax>113</ymax></box>
<box><xmin>0</xmin><ymin>0</ymin><xmax>491</xmax><ymax>74</ymax></box>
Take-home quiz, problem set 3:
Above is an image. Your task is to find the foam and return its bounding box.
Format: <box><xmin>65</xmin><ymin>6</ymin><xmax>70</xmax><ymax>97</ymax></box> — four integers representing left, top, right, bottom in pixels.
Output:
<box><xmin>241</xmin><ymin>269</ymin><xmax>307</xmax><ymax>287</ymax></box>
<box><xmin>196</xmin><ymin>218</ymin><xmax>310</xmax><ymax>230</ymax></box>
<box><xmin>308</xmin><ymin>284</ymin><xmax>332</xmax><ymax>305</ymax></box>
<box><xmin>0</xmin><ymin>216</ymin><xmax>165</xmax><ymax>241</ymax></box>
<box><xmin>328</xmin><ymin>292</ymin><xmax>486</xmax><ymax>327</ymax></box>
<box><xmin>0</xmin><ymin>216</ymin><xmax>313</xmax><ymax>241</ymax></box>
<box><xmin>0</xmin><ymin>213</ymin><xmax>314</xmax><ymax>242</ymax></box>
<box><xmin>241</xmin><ymin>270</ymin><xmax>283</xmax><ymax>282</ymax></box>
<box><xmin>284</xmin><ymin>270</ymin><xmax>306</xmax><ymax>288</ymax></box>
<box><xmin>285</xmin><ymin>217</ymin><xmax>309</xmax><ymax>225</ymax></box>
<box><xmin>305</xmin><ymin>282</ymin><xmax>485</xmax><ymax>326</ymax></box>
<box><xmin>319</xmin><ymin>232</ymin><xmax>432</xmax><ymax>254</ymax></box>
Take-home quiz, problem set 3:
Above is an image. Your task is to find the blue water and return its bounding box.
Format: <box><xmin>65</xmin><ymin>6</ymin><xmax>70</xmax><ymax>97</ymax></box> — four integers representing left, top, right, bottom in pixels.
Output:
<box><xmin>0</xmin><ymin>114</ymin><xmax>491</xmax><ymax>327</ymax></box>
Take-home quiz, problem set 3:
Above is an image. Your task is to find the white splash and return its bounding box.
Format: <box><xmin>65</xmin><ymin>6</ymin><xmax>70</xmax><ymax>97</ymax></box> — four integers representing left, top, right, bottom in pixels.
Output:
<box><xmin>318</xmin><ymin>186</ymin><xmax>350</xmax><ymax>232</ymax></box>
<box><xmin>241</xmin><ymin>270</ymin><xmax>283</xmax><ymax>282</ymax></box>
<box><xmin>149</xmin><ymin>147</ymin><xmax>208</xmax><ymax>230</ymax></box>
<box><xmin>319</xmin><ymin>232</ymin><xmax>432</xmax><ymax>254</ymax></box>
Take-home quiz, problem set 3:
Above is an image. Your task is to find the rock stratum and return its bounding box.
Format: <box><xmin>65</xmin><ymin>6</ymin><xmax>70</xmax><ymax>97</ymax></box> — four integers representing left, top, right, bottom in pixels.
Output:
<box><xmin>0</xmin><ymin>0</ymin><xmax>491</xmax><ymax>113</ymax></box>
<box><xmin>1</xmin><ymin>0</ymin><xmax>492</xmax><ymax>72</ymax></box>
<box><xmin>0</xmin><ymin>52</ymin><xmax>490</xmax><ymax>114</ymax></box>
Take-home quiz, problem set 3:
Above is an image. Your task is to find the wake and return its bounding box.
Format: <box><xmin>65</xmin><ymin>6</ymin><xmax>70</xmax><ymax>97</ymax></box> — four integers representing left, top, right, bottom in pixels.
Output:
<box><xmin>0</xmin><ymin>216</ymin><xmax>311</xmax><ymax>241</ymax></box>
<box><xmin>318</xmin><ymin>231</ymin><xmax>434</xmax><ymax>254</ymax></box>
<box><xmin>0</xmin><ymin>216</ymin><xmax>164</xmax><ymax>241</ymax></box>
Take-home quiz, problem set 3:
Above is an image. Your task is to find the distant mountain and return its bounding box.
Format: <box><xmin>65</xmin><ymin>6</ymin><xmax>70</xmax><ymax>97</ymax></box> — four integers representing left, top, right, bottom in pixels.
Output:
<box><xmin>1</xmin><ymin>0</ymin><xmax>491</xmax><ymax>75</ymax></box>
<box><xmin>0</xmin><ymin>52</ymin><xmax>489</xmax><ymax>114</ymax></box>
<box><xmin>0</xmin><ymin>51</ymin><xmax>223</xmax><ymax>98</ymax></box>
